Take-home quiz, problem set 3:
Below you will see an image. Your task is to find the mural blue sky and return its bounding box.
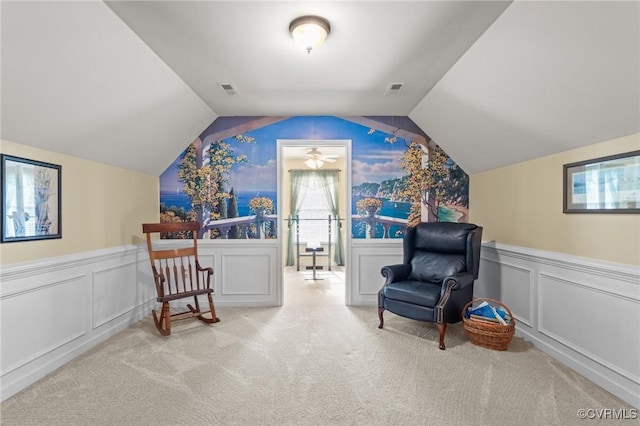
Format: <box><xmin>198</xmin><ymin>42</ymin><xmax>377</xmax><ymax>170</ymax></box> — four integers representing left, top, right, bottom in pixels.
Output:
<box><xmin>160</xmin><ymin>116</ymin><xmax>414</xmax><ymax>194</ymax></box>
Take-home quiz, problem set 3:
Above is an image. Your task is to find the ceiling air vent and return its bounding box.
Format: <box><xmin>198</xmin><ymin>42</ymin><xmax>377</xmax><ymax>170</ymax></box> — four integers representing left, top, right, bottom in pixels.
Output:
<box><xmin>384</xmin><ymin>82</ymin><xmax>405</xmax><ymax>96</ymax></box>
<box><xmin>218</xmin><ymin>83</ymin><xmax>239</xmax><ymax>96</ymax></box>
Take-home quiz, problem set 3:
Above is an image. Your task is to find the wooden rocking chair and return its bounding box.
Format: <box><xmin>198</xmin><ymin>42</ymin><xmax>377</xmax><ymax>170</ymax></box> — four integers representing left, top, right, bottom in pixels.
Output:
<box><xmin>142</xmin><ymin>222</ymin><xmax>220</xmax><ymax>336</ymax></box>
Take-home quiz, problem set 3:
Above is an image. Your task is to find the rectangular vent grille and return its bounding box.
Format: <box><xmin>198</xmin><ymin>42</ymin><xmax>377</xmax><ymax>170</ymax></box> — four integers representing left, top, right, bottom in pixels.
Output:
<box><xmin>218</xmin><ymin>83</ymin><xmax>239</xmax><ymax>96</ymax></box>
<box><xmin>385</xmin><ymin>82</ymin><xmax>405</xmax><ymax>96</ymax></box>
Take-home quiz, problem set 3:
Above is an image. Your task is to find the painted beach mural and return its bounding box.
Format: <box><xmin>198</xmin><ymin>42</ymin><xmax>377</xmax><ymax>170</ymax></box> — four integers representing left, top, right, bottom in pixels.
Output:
<box><xmin>159</xmin><ymin>116</ymin><xmax>469</xmax><ymax>239</ymax></box>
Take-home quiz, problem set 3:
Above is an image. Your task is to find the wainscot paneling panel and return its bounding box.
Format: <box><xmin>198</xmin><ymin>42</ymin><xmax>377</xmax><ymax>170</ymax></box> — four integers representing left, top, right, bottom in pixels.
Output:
<box><xmin>476</xmin><ymin>242</ymin><xmax>640</xmax><ymax>409</ymax></box>
<box><xmin>477</xmin><ymin>258</ymin><xmax>533</xmax><ymax>327</ymax></box>
<box><xmin>0</xmin><ymin>245</ymin><xmax>154</xmax><ymax>402</ymax></box>
<box><xmin>221</xmin><ymin>254</ymin><xmax>271</xmax><ymax>295</ymax></box>
<box><xmin>93</xmin><ymin>262</ymin><xmax>140</xmax><ymax>329</ymax></box>
<box><xmin>539</xmin><ymin>273</ymin><xmax>639</xmax><ymax>384</ymax></box>
<box><xmin>350</xmin><ymin>240</ymin><xmax>402</xmax><ymax>305</ymax></box>
<box><xmin>199</xmin><ymin>240</ymin><xmax>279</xmax><ymax>306</ymax></box>
<box><xmin>1</xmin><ymin>275</ymin><xmax>87</xmax><ymax>375</ymax></box>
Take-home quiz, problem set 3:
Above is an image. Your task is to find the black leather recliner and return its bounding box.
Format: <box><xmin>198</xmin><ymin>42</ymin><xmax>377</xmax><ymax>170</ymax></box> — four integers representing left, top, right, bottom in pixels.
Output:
<box><xmin>378</xmin><ymin>222</ymin><xmax>483</xmax><ymax>350</ymax></box>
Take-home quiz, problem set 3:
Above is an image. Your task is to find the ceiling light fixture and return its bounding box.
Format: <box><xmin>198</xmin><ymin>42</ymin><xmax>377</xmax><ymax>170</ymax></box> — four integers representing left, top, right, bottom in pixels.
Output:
<box><xmin>289</xmin><ymin>15</ymin><xmax>331</xmax><ymax>54</ymax></box>
<box><xmin>304</xmin><ymin>158</ymin><xmax>324</xmax><ymax>169</ymax></box>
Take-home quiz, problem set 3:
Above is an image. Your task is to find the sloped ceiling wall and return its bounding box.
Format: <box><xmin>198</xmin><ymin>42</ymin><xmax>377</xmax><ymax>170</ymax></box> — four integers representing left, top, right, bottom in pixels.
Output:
<box><xmin>410</xmin><ymin>1</ymin><xmax>640</xmax><ymax>174</ymax></box>
<box><xmin>1</xmin><ymin>1</ymin><xmax>216</xmax><ymax>176</ymax></box>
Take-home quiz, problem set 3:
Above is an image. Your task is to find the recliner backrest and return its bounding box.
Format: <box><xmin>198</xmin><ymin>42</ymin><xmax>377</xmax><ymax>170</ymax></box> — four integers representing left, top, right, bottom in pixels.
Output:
<box><xmin>404</xmin><ymin>222</ymin><xmax>482</xmax><ymax>282</ymax></box>
<box><xmin>409</xmin><ymin>251</ymin><xmax>466</xmax><ymax>283</ymax></box>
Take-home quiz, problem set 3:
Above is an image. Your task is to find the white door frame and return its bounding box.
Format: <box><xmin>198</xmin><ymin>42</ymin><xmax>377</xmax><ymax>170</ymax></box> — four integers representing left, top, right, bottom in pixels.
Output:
<box><xmin>276</xmin><ymin>139</ymin><xmax>352</xmax><ymax>305</ymax></box>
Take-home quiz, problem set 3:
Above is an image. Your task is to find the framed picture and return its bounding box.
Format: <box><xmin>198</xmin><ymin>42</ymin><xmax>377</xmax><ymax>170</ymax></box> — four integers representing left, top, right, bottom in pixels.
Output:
<box><xmin>563</xmin><ymin>150</ymin><xmax>640</xmax><ymax>214</ymax></box>
<box><xmin>1</xmin><ymin>154</ymin><xmax>62</xmax><ymax>242</ymax></box>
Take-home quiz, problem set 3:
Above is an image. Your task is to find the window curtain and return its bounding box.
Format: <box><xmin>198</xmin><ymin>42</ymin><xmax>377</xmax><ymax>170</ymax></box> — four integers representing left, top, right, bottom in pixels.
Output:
<box><xmin>286</xmin><ymin>170</ymin><xmax>307</xmax><ymax>266</ymax></box>
<box><xmin>316</xmin><ymin>170</ymin><xmax>345</xmax><ymax>266</ymax></box>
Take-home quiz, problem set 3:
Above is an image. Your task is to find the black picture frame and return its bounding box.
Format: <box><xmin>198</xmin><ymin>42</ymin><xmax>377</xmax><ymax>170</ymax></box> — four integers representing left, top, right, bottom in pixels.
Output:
<box><xmin>563</xmin><ymin>150</ymin><xmax>640</xmax><ymax>214</ymax></box>
<box><xmin>1</xmin><ymin>154</ymin><xmax>62</xmax><ymax>242</ymax></box>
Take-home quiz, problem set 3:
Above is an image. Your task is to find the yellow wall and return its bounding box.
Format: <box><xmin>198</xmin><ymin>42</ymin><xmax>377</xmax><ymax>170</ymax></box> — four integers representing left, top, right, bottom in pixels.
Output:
<box><xmin>0</xmin><ymin>140</ymin><xmax>159</xmax><ymax>266</ymax></box>
<box><xmin>470</xmin><ymin>133</ymin><xmax>640</xmax><ymax>266</ymax></box>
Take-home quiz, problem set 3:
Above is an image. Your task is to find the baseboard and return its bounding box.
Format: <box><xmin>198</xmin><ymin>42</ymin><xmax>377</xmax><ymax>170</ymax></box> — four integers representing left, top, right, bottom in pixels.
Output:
<box><xmin>516</xmin><ymin>325</ymin><xmax>640</xmax><ymax>409</ymax></box>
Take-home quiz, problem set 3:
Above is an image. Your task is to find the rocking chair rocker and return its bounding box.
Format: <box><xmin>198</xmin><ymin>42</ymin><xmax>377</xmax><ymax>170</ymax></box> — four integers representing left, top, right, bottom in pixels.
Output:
<box><xmin>142</xmin><ymin>222</ymin><xmax>220</xmax><ymax>336</ymax></box>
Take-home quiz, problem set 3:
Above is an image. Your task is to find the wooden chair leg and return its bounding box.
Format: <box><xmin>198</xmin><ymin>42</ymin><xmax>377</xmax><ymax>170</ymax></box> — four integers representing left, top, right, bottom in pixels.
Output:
<box><xmin>163</xmin><ymin>302</ymin><xmax>171</xmax><ymax>335</ymax></box>
<box><xmin>198</xmin><ymin>293</ymin><xmax>220</xmax><ymax>324</ymax></box>
<box><xmin>437</xmin><ymin>323</ymin><xmax>447</xmax><ymax>350</ymax></box>
<box><xmin>153</xmin><ymin>303</ymin><xmax>171</xmax><ymax>336</ymax></box>
<box><xmin>208</xmin><ymin>293</ymin><xmax>220</xmax><ymax>323</ymax></box>
<box><xmin>378</xmin><ymin>307</ymin><xmax>384</xmax><ymax>329</ymax></box>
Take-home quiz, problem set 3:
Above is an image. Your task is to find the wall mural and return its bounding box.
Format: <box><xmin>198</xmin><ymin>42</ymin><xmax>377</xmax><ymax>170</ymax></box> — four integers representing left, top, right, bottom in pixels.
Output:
<box><xmin>159</xmin><ymin>116</ymin><xmax>469</xmax><ymax>239</ymax></box>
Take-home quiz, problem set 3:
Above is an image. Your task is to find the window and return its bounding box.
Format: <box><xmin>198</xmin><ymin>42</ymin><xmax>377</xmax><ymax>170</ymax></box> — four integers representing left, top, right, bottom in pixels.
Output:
<box><xmin>296</xmin><ymin>174</ymin><xmax>332</xmax><ymax>243</ymax></box>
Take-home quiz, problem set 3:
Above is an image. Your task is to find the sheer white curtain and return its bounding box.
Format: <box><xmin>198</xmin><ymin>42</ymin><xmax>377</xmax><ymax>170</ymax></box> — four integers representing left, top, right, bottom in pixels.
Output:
<box><xmin>286</xmin><ymin>170</ymin><xmax>307</xmax><ymax>266</ymax></box>
<box><xmin>286</xmin><ymin>169</ymin><xmax>344</xmax><ymax>266</ymax></box>
<box><xmin>316</xmin><ymin>170</ymin><xmax>344</xmax><ymax>265</ymax></box>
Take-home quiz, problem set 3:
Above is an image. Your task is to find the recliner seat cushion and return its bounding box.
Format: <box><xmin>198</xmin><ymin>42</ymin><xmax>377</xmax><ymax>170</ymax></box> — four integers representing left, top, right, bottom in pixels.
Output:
<box><xmin>382</xmin><ymin>281</ymin><xmax>442</xmax><ymax>307</ymax></box>
<box><xmin>408</xmin><ymin>251</ymin><xmax>466</xmax><ymax>283</ymax></box>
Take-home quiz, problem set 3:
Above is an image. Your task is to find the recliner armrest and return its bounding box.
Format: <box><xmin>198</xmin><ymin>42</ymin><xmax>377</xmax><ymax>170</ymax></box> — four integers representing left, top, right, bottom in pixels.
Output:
<box><xmin>442</xmin><ymin>272</ymin><xmax>474</xmax><ymax>291</ymax></box>
<box><xmin>381</xmin><ymin>264</ymin><xmax>412</xmax><ymax>285</ymax></box>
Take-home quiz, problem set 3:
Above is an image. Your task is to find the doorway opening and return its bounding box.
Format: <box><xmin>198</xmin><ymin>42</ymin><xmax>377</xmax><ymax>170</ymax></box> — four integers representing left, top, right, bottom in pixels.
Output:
<box><xmin>277</xmin><ymin>140</ymin><xmax>351</xmax><ymax>306</ymax></box>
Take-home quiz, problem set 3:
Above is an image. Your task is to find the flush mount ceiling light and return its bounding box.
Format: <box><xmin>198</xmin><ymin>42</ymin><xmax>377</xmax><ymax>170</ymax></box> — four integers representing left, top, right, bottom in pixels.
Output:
<box><xmin>289</xmin><ymin>15</ymin><xmax>331</xmax><ymax>54</ymax></box>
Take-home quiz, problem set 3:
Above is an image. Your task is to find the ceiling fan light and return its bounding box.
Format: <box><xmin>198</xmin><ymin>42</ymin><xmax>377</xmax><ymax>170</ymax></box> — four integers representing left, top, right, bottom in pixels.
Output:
<box><xmin>289</xmin><ymin>16</ymin><xmax>330</xmax><ymax>54</ymax></box>
<box><xmin>304</xmin><ymin>158</ymin><xmax>324</xmax><ymax>169</ymax></box>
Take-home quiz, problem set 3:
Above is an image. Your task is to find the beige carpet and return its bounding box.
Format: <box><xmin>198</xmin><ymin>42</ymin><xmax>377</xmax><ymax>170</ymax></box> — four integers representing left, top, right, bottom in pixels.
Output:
<box><xmin>0</xmin><ymin>267</ymin><xmax>632</xmax><ymax>425</ymax></box>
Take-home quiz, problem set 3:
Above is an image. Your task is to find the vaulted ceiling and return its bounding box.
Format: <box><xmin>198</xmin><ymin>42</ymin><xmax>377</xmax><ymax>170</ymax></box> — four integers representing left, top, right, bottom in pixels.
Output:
<box><xmin>1</xmin><ymin>1</ymin><xmax>638</xmax><ymax>176</ymax></box>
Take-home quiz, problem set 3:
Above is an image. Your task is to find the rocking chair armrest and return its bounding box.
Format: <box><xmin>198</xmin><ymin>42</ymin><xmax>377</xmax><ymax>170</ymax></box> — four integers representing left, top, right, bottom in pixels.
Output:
<box><xmin>151</xmin><ymin>266</ymin><xmax>166</xmax><ymax>284</ymax></box>
<box><xmin>195</xmin><ymin>261</ymin><xmax>213</xmax><ymax>276</ymax></box>
<box><xmin>442</xmin><ymin>272</ymin><xmax>474</xmax><ymax>291</ymax></box>
<box><xmin>381</xmin><ymin>264</ymin><xmax>412</xmax><ymax>285</ymax></box>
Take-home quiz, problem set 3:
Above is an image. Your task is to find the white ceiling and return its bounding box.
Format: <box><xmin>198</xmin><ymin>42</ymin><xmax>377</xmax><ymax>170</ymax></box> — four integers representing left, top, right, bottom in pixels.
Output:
<box><xmin>1</xmin><ymin>1</ymin><xmax>638</xmax><ymax>176</ymax></box>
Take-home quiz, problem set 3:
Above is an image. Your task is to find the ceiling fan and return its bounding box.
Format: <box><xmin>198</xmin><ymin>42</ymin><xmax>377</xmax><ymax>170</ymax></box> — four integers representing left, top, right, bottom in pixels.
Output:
<box><xmin>304</xmin><ymin>147</ymin><xmax>338</xmax><ymax>169</ymax></box>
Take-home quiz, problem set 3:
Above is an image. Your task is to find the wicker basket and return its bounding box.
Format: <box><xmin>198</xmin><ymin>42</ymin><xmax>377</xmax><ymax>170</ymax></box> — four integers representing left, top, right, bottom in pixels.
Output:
<box><xmin>462</xmin><ymin>298</ymin><xmax>515</xmax><ymax>351</ymax></box>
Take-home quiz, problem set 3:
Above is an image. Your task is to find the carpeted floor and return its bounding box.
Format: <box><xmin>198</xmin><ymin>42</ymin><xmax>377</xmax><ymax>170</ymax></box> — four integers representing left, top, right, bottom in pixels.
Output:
<box><xmin>0</xmin><ymin>267</ymin><xmax>633</xmax><ymax>425</ymax></box>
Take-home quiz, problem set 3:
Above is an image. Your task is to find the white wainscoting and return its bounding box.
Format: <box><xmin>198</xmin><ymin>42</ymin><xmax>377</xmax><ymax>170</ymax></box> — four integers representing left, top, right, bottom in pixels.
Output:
<box><xmin>3</xmin><ymin>239</ymin><xmax>638</xmax><ymax>409</ymax></box>
<box><xmin>199</xmin><ymin>240</ymin><xmax>280</xmax><ymax>306</ymax></box>
<box><xmin>0</xmin><ymin>239</ymin><xmax>280</xmax><ymax>402</ymax></box>
<box><xmin>0</xmin><ymin>245</ymin><xmax>155</xmax><ymax>402</ymax></box>
<box><xmin>475</xmin><ymin>242</ymin><xmax>640</xmax><ymax>409</ymax></box>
